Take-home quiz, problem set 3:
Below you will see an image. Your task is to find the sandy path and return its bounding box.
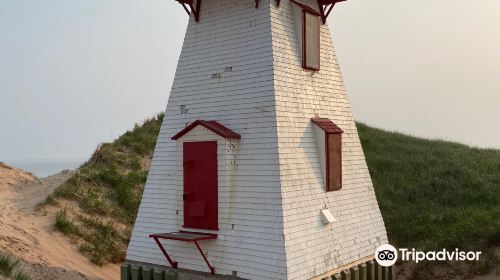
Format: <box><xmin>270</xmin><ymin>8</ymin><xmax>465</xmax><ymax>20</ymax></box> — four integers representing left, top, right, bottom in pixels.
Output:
<box><xmin>0</xmin><ymin>167</ymin><xmax>119</xmax><ymax>280</ymax></box>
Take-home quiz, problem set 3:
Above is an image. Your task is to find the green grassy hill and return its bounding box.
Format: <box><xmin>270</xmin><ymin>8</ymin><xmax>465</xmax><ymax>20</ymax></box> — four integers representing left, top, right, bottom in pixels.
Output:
<box><xmin>358</xmin><ymin>123</ymin><xmax>500</xmax><ymax>278</ymax></box>
<box><xmin>45</xmin><ymin>116</ymin><xmax>499</xmax><ymax>279</ymax></box>
<box><xmin>44</xmin><ymin>113</ymin><xmax>164</xmax><ymax>265</ymax></box>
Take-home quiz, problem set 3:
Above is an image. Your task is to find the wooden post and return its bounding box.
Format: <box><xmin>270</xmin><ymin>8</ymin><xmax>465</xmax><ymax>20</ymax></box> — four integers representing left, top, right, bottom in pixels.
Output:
<box><xmin>358</xmin><ymin>263</ymin><xmax>367</xmax><ymax>280</ymax></box>
<box><xmin>331</xmin><ymin>273</ymin><xmax>342</xmax><ymax>280</ymax></box>
<box><xmin>366</xmin><ymin>260</ymin><xmax>375</xmax><ymax>280</ymax></box>
<box><xmin>165</xmin><ymin>271</ymin><xmax>178</xmax><ymax>280</ymax></box>
<box><xmin>131</xmin><ymin>265</ymin><xmax>142</xmax><ymax>280</ymax></box>
<box><xmin>341</xmin><ymin>270</ymin><xmax>350</xmax><ymax>280</ymax></box>
<box><xmin>388</xmin><ymin>265</ymin><xmax>395</xmax><ymax>280</ymax></box>
<box><xmin>153</xmin><ymin>269</ymin><xmax>165</xmax><ymax>280</ymax></box>
<box><xmin>142</xmin><ymin>267</ymin><xmax>154</xmax><ymax>280</ymax></box>
<box><xmin>375</xmin><ymin>262</ymin><xmax>383</xmax><ymax>280</ymax></box>
<box><xmin>350</xmin><ymin>266</ymin><xmax>360</xmax><ymax>280</ymax></box>
<box><xmin>121</xmin><ymin>264</ymin><xmax>131</xmax><ymax>280</ymax></box>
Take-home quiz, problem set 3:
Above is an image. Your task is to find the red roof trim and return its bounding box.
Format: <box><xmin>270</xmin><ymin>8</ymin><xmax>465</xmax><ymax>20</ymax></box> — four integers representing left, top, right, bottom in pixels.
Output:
<box><xmin>311</xmin><ymin>118</ymin><xmax>344</xmax><ymax>134</ymax></box>
<box><xmin>171</xmin><ymin>120</ymin><xmax>241</xmax><ymax>140</ymax></box>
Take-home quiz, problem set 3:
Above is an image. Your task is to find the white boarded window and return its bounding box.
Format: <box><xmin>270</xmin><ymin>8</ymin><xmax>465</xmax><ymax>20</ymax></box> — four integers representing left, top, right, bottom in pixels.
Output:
<box><xmin>303</xmin><ymin>11</ymin><xmax>320</xmax><ymax>70</ymax></box>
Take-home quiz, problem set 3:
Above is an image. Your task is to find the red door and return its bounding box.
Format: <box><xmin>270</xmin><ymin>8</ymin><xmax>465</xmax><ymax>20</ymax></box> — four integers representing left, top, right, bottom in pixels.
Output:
<box><xmin>183</xmin><ymin>141</ymin><xmax>218</xmax><ymax>230</ymax></box>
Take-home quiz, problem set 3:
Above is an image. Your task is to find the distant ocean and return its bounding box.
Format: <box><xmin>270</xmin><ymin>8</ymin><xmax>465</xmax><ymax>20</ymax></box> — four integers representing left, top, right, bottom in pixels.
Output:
<box><xmin>4</xmin><ymin>159</ymin><xmax>85</xmax><ymax>178</ymax></box>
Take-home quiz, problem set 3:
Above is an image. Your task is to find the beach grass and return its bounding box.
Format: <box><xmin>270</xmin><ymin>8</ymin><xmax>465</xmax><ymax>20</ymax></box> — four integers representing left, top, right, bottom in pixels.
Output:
<box><xmin>0</xmin><ymin>251</ymin><xmax>30</xmax><ymax>280</ymax></box>
<box><xmin>48</xmin><ymin>113</ymin><xmax>163</xmax><ymax>265</ymax></box>
<box><xmin>54</xmin><ymin>209</ymin><xmax>80</xmax><ymax>236</ymax></box>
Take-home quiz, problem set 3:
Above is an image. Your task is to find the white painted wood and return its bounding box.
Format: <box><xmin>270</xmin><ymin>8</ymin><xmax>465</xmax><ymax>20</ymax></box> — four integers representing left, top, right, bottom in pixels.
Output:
<box><xmin>271</xmin><ymin>0</ymin><xmax>388</xmax><ymax>278</ymax></box>
<box><xmin>312</xmin><ymin>124</ymin><xmax>326</xmax><ymax>187</ymax></box>
<box><xmin>127</xmin><ymin>0</ymin><xmax>388</xmax><ymax>279</ymax></box>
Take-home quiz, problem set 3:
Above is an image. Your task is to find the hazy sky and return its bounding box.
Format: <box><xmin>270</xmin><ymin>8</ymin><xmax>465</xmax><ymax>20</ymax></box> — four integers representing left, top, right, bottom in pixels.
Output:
<box><xmin>1</xmin><ymin>0</ymin><xmax>499</xmax><ymax>162</ymax></box>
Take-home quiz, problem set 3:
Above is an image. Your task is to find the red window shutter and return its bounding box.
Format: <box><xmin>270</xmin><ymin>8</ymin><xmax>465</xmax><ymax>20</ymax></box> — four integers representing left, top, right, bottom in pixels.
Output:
<box><xmin>326</xmin><ymin>133</ymin><xmax>342</xmax><ymax>191</ymax></box>
<box><xmin>302</xmin><ymin>11</ymin><xmax>321</xmax><ymax>70</ymax></box>
<box><xmin>311</xmin><ymin>118</ymin><xmax>343</xmax><ymax>192</ymax></box>
<box><xmin>183</xmin><ymin>141</ymin><xmax>218</xmax><ymax>230</ymax></box>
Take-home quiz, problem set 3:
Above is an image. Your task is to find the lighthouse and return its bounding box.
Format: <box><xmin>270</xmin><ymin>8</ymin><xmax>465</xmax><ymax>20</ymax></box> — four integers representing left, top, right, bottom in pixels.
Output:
<box><xmin>124</xmin><ymin>0</ymin><xmax>389</xmax><ymax>279</ymax></box>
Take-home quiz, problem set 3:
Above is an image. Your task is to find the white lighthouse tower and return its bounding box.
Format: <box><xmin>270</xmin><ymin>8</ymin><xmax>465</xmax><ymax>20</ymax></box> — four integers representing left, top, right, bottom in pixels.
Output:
<box><xmin>124</xmin><ymin>0</ymin><xmax>389</xmax><ymax>279</ymax></box>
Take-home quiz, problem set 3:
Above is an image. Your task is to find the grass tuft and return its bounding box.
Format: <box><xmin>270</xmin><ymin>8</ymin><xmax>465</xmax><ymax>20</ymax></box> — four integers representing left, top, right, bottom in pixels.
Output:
<box><xmin>0</xmin><ymin>252</ymin><xmax>19</xmax><ymax>277</ymax></box>
<box><xmin>78</xmin><ymin>216</ymin><xmax>124</xmax><ymax>265</ymax></box>
<box><xmin>0</xmin><ymin>251</ymin><xmax>30</xmax><ymax>280</ymax></box>
<box><xmin>54</xmin><ymin>209</ymin><xmax>80</xmax><ymax>236</ymax></box>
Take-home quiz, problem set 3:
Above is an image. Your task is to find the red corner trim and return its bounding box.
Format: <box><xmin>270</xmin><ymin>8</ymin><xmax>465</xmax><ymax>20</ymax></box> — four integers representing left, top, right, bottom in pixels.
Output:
<box><xmin>171</xmin><ymin>120</ymin><xmax>241</xmax><ymax>140</ymax></box>
<box><xmin>311</xmin><ymin>118</ymin><xmax>344</xmax><ymax>134</ymax></box>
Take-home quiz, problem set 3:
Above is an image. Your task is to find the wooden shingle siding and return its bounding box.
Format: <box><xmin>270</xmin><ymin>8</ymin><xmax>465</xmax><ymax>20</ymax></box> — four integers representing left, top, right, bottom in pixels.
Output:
<box><xmin>127</xmin><ymin>0</ymin><xmax>387</xmax><ymax>279</ymax></box>
<box><xmin>271</xmin><ymin>0</ymin><xmax>387</xmax><ymax>279</ymax></box>
<box><xmin>127</xmin><ymin>0</ymin><xmax>288</xmax><ymax>279</ymax></box>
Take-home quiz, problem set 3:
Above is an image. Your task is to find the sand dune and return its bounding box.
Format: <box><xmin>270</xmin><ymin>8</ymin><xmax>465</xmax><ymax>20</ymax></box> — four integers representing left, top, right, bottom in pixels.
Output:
<box><xmin>0</xmin><ymin>163</ymin><xmax>119</xmax><ymax>280</ymax></box>
<box><xmin>0</xmin><ymin>162</ymin><xmax>37</xmax><ymax>191</ymax></box>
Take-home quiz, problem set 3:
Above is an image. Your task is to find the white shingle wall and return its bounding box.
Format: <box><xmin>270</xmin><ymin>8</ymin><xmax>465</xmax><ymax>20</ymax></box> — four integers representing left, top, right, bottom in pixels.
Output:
<box><xmin>270</xmin><ymin>0</ymin><xmax>388</xmax><ymax>279</ymax></box>
<box><xmin>127</xmin><ymin>0</ymin><xmax>388</xmax><ymax>279</ymax></box>
<box><xmin>126</xmin><ymin>0</ymin><xmax>288</xmax><ymax>279</ymax></box>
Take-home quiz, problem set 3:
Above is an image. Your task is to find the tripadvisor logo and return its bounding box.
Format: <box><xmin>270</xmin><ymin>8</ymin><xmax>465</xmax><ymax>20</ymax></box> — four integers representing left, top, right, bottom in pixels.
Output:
<box><xmin>375</xmin><ymin>244</ymin><xmax>482</xmax><ymax>266</ymax></box>
<box><xmin>375</xmin><ymin>244</ymin><xmax>398</xmax><ymax>266</ymax></box>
